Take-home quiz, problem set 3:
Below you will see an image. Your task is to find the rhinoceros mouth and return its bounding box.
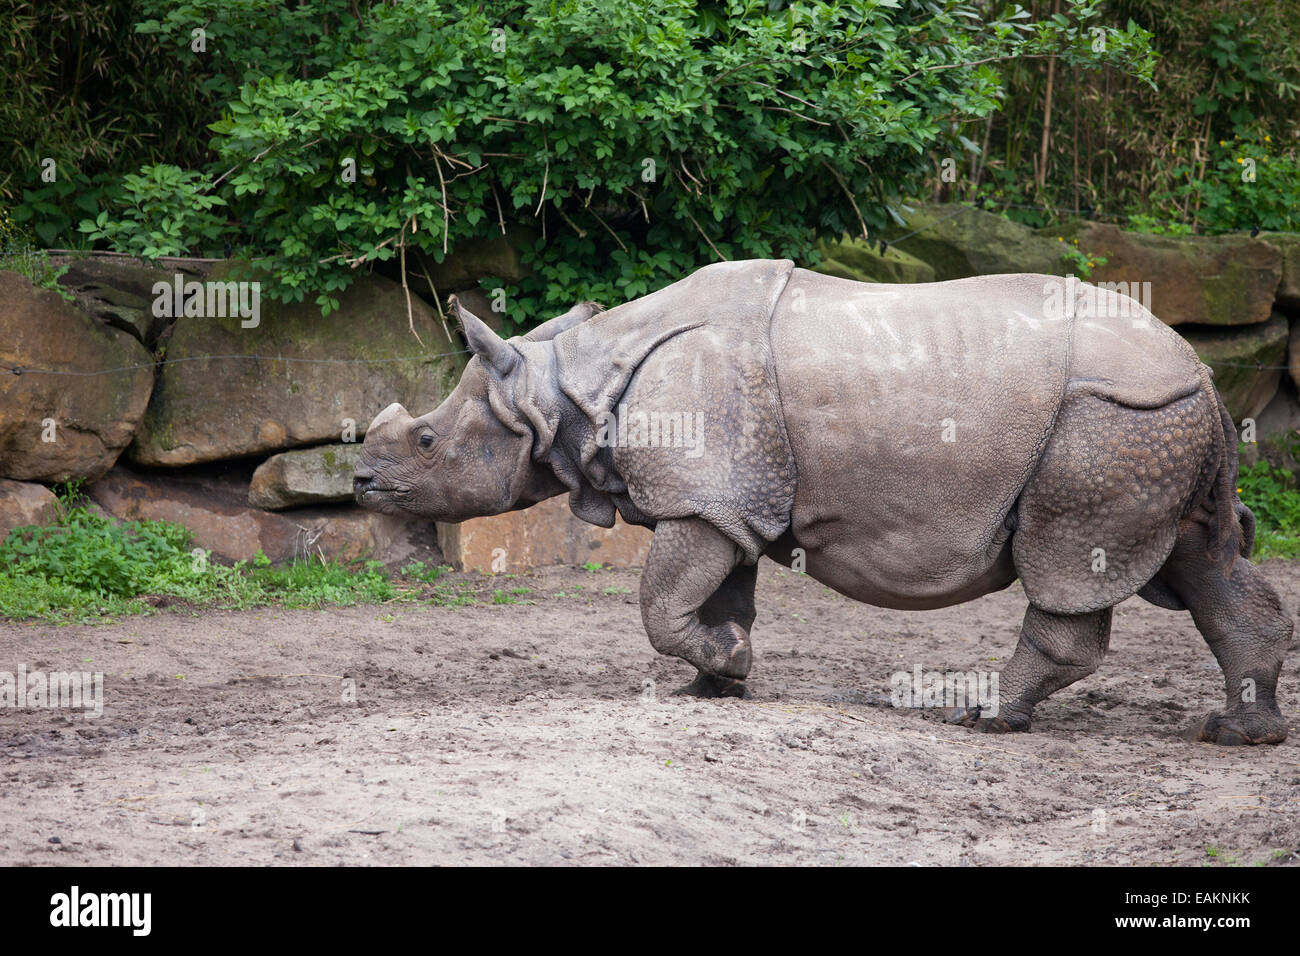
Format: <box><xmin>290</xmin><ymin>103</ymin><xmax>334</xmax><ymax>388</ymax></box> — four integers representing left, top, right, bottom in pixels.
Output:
<box><xmin>353</xmin><ymin>479</ymin><xmax>410</xmax><ymax>510</ymax></box>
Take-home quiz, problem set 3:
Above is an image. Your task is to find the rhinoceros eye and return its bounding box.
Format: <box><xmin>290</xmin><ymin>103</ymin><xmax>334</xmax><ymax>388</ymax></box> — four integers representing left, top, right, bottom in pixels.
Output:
<box><xmin>417</xmin><ymin>432</ymin><xmax>436</xmax><ymax>450</ymax></box>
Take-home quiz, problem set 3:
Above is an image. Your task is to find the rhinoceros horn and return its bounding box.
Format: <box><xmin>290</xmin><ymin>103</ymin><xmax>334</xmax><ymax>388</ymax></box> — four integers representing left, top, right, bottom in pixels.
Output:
<box><xmin>449</xmin><ymin>295</ymin><xmax>518</xmax><ymax>377</ymax></box>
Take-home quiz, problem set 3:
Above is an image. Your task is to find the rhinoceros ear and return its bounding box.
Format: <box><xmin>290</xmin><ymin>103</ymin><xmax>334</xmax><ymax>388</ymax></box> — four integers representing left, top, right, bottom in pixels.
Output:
<box><xmin>523</xmin><ymin>301</ymin><xmax>605</xmax><ymax>342</ymax></box>
<box><xmin>450</xmin><ymin>295</ymin><xmax>519</xmax><ymax>377</ymax></box>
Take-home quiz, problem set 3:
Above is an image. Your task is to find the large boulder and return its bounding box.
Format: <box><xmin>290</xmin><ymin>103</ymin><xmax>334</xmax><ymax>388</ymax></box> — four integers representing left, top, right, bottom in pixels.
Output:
<box><xmin>1179</xmin><ymin>313</ymin><xmax>1291</xmax><ymax>422</ymax></box>
<box><xmin>53</xmin><ymin>255</ymin><xmax>191</xmax><ymax>348</ymax></box>
<box><xmin>1242</xmin><ymin>383</ymin><xmax>1300</xmax><ymax>480</ymax></box>
<box><xmin>87</xmin><ymin>465</ymin><xmax>437</xmax><ymax>566</ymax></box>
<box><xmin>812</xmin><ymin>237</ymin><xmax>936</xmax><ymax>284</ymax></box>
<box><xmin>880</xmin><ymin>202</ymin><xmax>1063</xmax><ymax>280</ymax></box>
<box><xmin>0</xmin><ymin>271</ymin><xmax>154</xmax><ymax>483</ymax></box>
<box><xmin>1059</xmin><ymin>222</ymin><xmax>1282</xmax><ymax>327</ymax></box>
<box><xmin>406</xmin><ymin>230</ymin><xmax>533</xmax><ymax>293</ymax></box>
<box><xmin>0</xmin><ymin>479</ymin><xmax>59</xmax><ymax>538</ymax></box>
<box><xmin>130</xmin><ymin>267</ymin><xmax>465</xmax><ymax>467</ymax></box>
<box><xmin>248</xmin><ymin>443</ymin><xmax>362</xmax><ymax>510</ymax></box>
<box><xmin>1261</xmin><ymin>232</ymin><xmax>1300</xmax><ymax>311</ymax></box>
<box><xmin>437</xmin><ymin>495</ymin><xmax>652</xmax><ymax>573</ymax></box>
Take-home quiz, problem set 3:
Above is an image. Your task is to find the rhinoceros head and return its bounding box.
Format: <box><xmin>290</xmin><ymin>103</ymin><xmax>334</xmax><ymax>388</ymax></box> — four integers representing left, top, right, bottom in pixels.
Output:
<box><xmin>352</xmin><ymin>297</ymin><xmax>598</xmax><ymax>521</ymax></box>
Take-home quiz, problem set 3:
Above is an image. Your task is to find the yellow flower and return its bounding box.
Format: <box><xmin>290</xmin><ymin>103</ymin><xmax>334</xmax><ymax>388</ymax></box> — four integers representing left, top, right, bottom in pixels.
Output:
<box><xmin>1265</xmin><ymin>135</ymin><xmax>1272</xmax><ymax>142</ymax></box>
<box><xmin>1237</xmin><ymin>157</ymin><xmax>1245</xmax><ymax>164</ymax></box>
<box><xmin>1057</xmin><ymin>236</ymin><xmax>1063</xmax><ymax>242</ymax></box>
<box><xmin>1218</xmin><ymin>140</ymin><xmax>1226</xmax><ymax>146</ymax></box>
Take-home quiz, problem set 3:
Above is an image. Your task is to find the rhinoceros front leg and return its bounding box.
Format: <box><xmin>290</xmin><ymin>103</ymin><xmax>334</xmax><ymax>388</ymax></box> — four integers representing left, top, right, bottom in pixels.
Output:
<box><xmin>948</xmin><ymin>605</ymin><xmax>1113</xmax><ymax>732</ymax></box>
<box><xmin>640</xmin><ymin>518</ymin><xmax>756</xmax><ymax>699</ymax></box>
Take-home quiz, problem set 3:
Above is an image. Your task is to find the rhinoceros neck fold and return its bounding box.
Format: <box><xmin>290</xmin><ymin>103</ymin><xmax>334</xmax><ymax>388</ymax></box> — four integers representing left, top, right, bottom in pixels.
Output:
<box><xmin>544</xmin><ymin>259</ymin><xmax>800</xmax><ymax>557</ymax></box>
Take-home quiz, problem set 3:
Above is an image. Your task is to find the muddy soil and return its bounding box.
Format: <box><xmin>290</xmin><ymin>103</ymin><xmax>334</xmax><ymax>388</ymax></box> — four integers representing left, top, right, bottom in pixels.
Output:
<box><xmin>2</xmin><ymin>560</ymin><xmax>1297</xmax><ymax>866</ymax></box>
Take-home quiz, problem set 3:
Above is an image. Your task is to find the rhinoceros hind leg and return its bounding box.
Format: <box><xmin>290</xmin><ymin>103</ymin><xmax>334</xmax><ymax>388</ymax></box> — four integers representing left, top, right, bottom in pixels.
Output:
<box><xmin>954</xmin><ymin>604</ymin><xmax>1114</xmax><ymax>733</ymax></box>
<box><xmin>1153</xmin><ymin>520</ymin><xmax>1290</xmax><ymax>746</ymax></box>
<box><xmin>640</xmin><ymin>518</ymin><xmax>756</xmax><ymax>697</ymax></box>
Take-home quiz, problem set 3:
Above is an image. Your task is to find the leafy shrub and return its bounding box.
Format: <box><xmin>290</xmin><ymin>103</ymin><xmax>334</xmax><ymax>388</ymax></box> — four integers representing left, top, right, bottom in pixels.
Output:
<box><xmin>1</xmin><ymin>1</ymin><xmax>217</xmax><ymax>244</ymax></box>
<box><xmin>79</xmin><ymin>0</ymin><xmax>1152</xmax><ymax>322</ymax></box>
<box><xmin>951</xmin><ymin>1</ymin><xmax>1300</xmax><ymax>231</ymax></box>
<box><xmin>0</xmin><ymin>508</ymin><xmax>195</xmax><ymax>596</ymax></box>
<box><xmin>0</xmin><ymin>205</ymin><xmax>72</xmax><ymax>298</ymax></box>
<box><xmin>1164</xmin><ymin>139</ymin><xmax>1300</xmax><ymax>233</ymax></box>
<box><xmin>1237</xmin><ymin>456</ymin><xmax>1300</xmax><ymax>560</ymax></box>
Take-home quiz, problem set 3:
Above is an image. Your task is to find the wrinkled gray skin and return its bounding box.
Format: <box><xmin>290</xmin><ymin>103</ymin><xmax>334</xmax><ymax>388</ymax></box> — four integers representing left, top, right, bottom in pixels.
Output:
<box><xmin>356</xmin><ymin>260</ymin><xmax>1291</xmax><ymax>744</ymax></box>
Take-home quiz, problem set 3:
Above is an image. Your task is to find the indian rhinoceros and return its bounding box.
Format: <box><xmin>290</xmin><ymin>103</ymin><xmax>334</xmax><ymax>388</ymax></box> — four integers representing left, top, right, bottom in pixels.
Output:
<box><xmin>354</xmin><ymin>259</ymin><xmax>1291</xmax><ymax>745</ymax></box>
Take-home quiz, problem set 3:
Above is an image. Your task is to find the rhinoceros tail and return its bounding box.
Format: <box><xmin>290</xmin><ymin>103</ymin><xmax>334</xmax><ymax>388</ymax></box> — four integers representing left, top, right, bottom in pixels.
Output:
<box><xmin>1205</xmin><ymin>372</ymin><xmax>1252</xmax><ymax>566</ymax></box>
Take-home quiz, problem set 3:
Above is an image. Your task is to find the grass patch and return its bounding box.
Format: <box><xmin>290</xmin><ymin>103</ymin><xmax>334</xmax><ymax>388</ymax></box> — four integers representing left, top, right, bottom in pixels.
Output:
<box><xmin>0</xmin><ymin>504</ymin><xmax>400</xmax><ymax>623</ymax></box>
<box><xmin>398</xmin><ymin>560</ymin><xmax>451</xmax><ymax>584</ymax></box>
<box><xmin>1237</xmin><ymin>456</ymin><xmax>1300</xmax><ymax>560</ymax></box>
<box><xmin>0</xmin><ymin>493</ymin><xmax>570</xmax><ymax>623</ymax></box>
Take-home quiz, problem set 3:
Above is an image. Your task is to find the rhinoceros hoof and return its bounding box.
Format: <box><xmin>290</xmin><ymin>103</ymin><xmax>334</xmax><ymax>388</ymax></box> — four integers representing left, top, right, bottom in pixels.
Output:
<box><xmin>944</xmin><ymin>705</ymin><xmax>1025</xmax><ymax>734</ymax></box>
<box><xmin>674</xmin><ymin>673</ymin><xmax>751</xmax><ymax>700</ymax></box>
<box><xmin>1195</xmin><ymin>711</ymin><xmax>1288</xmax><ymax>746</ymax></box>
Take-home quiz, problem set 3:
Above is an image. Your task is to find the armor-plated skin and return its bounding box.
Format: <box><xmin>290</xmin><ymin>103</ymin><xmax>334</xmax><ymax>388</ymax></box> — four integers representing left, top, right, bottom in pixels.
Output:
<box><xmin>355</xmin><ymin>260</ymin><xmax>1290</xmax><ymax>744</ymax></box>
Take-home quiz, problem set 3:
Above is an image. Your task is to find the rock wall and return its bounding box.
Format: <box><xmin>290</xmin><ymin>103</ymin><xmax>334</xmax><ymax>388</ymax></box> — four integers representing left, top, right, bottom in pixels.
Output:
<box><xmin>0</xmin><ymin>260</ymin><xmax>465</xmax><ymax>567</ymax></box>
<box><xmin>0</xmin><ymin>248</ymin><xmax>651</xmax><ymax>572</ymax></box>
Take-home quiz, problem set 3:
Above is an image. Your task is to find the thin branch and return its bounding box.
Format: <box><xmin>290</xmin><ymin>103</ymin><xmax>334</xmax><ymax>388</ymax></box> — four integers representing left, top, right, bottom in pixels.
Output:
<box><xmin>210</xmin><ymin>110</ymin><xmax>308</xmax><ymax>188</ymax></box>
<box><xmin>764</xmin><ymin>105</ymin><xmax>831</xmax><ymax>126</ymax></box>
<box><xmin>489</xmin><ymin>179</ymin><xmax>507</xmax><ymax>236</ymax></box>
<box><xmin>534</xmin><ymin>157</ymin><xmax>550</xmax><ymax>218</ymax></box>
<box><xmin>679</xmin><ymin>203</ymin><xmax>727</xmax><ymax>262</ymax></box>
<box><xmin>751</xmin><ymin>81</ymin><xmax>821</xmax><ymax>111</ymax></box>
<box><xmin>557</xmin><ymin>207</ymin><xmax>587</xmax><ymax>238</ymax></box>
<box><xmin>622</xmin><ymin>186</ymin><xmax>650</xmax><ymax>224</ymax></box>
<box><xmin>587</xmin><ymin>207</ymin><xmax>628</xmax><ymax>253</ymax></box>
<box><xmin>676</xmin><ymin>158</ymin><xmax>703</xmax><ymax>194</ymax></box>
<box><xmin>819</xmin><ymin>160</ymin><xmax>868</xmax><ymax>240</ymax></box>
<box><xmin>416</xmin><ymin>256</ymin><xmax>453</xmax><ymax>346</ymax></box>
<box><xmin>432</xmin><ymin>151</ymin><xmax>450</xmax><ymax>256</ymax></box>
<box><xmin>897</xmin><ymin>53</ymin><xmax>1054</xmax><ymax>84</ymax></box>
<box><xmin>398</xmin><ymin>218</ymin><xmax>426</xmax><ymax>349</ymax></box>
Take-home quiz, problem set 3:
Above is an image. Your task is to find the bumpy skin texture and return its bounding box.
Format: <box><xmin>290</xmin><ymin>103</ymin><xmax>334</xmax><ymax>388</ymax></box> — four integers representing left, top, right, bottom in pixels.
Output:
<box><xmin>355</xmin><ymin>261</ymin><xmax>1292</xmax><ymax>744</ymax></box>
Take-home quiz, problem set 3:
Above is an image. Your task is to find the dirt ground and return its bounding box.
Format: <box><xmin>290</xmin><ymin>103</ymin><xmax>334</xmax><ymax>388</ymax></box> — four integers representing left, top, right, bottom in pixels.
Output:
<box><xmin>2</xmin><ymin>559</ymin><xmax>1298</xmax><ymax>866</ymax></box>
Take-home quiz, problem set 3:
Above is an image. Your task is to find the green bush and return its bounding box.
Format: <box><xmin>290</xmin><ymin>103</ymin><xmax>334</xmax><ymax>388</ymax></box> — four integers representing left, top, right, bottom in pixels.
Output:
<box><xmin>78</xmin><ymin>0</ymin><xmax>1152</xmax><ymax>323</ymax></box>
<box><xmin>0</xmin><ymin>0</ymin><xmax>217</xmax><ymax>244</ymax></box>
<box><xmin>952</xmin><ymin>1</ymin><xmax>1300</xmax><ymax>231</ymax></box>
<box><xmin>1237</xmin><ymin>456</ymin><xmax>1300</xmax><ymax>560</ymax></box>
<box><xmin>1164</xmin><ymin>138</ymin><xmax>1300</xmax><ymax>233</ymax></box>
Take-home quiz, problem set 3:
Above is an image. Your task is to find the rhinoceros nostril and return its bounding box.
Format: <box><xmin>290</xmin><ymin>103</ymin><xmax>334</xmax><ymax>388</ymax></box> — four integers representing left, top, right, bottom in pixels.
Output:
<box><xmin>353</xmin><ymin>475</ymin><xmax>374</xmax><ymax>498</ymax></box>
